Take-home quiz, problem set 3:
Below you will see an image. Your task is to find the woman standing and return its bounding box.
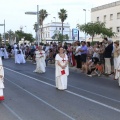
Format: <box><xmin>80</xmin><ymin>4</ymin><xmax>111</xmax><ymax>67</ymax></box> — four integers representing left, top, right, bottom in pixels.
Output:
<box><xmin>115</xmin><ymin>40</ymin><xmax>120</xmax><ymax>86</ymax></box>
<box><xmin>34</xmin><ymin>46</ymin><xmax>46</xmax><ymax>73</ymax></box>
<box><xmin>113</xmin><ymin>41</ymin><xmax>119</xmax><ymax>79</ymax></box>
<box><xmin>55</xmin><ymin>47</ymin><xmax>69</xmax><ymax>90</ymax></box>
<box><xmin>0</xmin><ymin>57</ymin><xmax>4</xmax><ymax>101</ymax></box>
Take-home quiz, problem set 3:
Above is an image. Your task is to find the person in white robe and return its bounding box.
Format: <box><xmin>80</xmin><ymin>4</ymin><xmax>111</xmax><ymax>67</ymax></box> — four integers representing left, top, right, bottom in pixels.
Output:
<box><xmin>0</xmin><ymin>57</ymin><xmax>4</xmax><ymax>101</ymax></box>
<box><xmin>15</xmin><ymin>47</ymin><xmax>26</xmax><ymax>64</ymax></box>
<box><xmin>33</xmin><ymin>46</ymin><xmax>46</xmax><ymax>73</ymax></box>
<box><xmin>0</xmin><ymin>48</ymin><xmax>4</xmax><ymax>58</ymax></box>
<box><xmin>55</xmin><ymin>47</ymin><xmax>69</xmax><ymax>90</ymax></box>
<box><xmin>115</xmin><ymin>41</ymin><xmax>120</xmax><ymax>86</ymax></box>
<box><xmin>1</xmin><ymin>47</ymin><xmax>8</xmax><ymax>59</ymax></box>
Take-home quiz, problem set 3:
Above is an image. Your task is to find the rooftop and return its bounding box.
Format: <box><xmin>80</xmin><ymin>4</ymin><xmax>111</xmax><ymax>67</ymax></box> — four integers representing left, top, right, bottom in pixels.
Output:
<box><xmin>91</xmin><ymin>0</ymin><xmax>120</xmax><ymax>12</ymax></box>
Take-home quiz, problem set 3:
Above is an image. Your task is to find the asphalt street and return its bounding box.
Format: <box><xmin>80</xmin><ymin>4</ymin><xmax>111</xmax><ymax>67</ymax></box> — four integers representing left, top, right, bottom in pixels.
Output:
<box><xmin>0</xmin><ymin>59</ymin><xmax>120</xmax><ymax>120</ymax></box>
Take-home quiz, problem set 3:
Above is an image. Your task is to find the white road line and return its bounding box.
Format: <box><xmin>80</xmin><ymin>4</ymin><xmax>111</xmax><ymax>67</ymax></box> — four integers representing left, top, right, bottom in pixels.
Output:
<box><xmin>31</xmin><ymin>74</ymin><xmax>120</xmax><ymax>104</ymax></box>
<box><xmin>5</xmin><ymin>78</ymin><xmax>75</xmax><ymax>120</ymax></box>
<box><xmin>3</xmin><ymin>102</ymin><xmax>23</xmax><ymax>120</ymax></box>
<box><xmin>5</xmin><ymin>67</ymin><xmax>120</xmax><ymax>113</ymax></box>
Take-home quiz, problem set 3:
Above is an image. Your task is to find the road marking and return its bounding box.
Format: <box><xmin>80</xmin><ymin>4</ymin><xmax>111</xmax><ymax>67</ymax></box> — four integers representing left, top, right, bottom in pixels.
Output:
<box><xmin>5</xmin><ymin>67</ymin><xmax>120</xmax><ymax>113</ymax></box>
<box><xmin>5</xmin><ymin>78</ymin><xmax>75</xmax><ymax>120</ymax></box>
<box><xmin>3</xmin><ymin>102</ymin><xmax>23</xmax><ymax>120</ymax></box>
<box><xmin>31</xmin><ymin>74</ymin><xmax>120</xmax><ymax>104</ymax></box>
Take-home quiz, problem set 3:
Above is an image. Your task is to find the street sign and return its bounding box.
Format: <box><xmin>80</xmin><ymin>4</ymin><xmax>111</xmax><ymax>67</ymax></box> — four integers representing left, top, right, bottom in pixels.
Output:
<box><xmin>0</xmin><ymin>24</ymin><xmax>4</xmax><ymax>26</ymax></box>
<box><xmin>25</xmin><ymin>12</ymin><xmax>38</xmax><ymax>15</ymax></box>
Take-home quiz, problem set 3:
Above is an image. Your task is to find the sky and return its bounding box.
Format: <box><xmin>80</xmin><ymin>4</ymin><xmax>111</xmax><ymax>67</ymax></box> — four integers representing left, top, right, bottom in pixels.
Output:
<box><xmin>0</xmin><ymin>0</ymin><xmax>118</xmax><ymax>37</ymax></box>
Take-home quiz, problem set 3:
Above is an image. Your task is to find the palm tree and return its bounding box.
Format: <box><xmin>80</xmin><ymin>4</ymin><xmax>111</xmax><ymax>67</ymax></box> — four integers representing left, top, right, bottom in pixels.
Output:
<box><xmin>33</xmin><ymin>23</ymin><xmax>38</xmax><ymax>43</ymax></box>
<box><xmin>5</xmin><ymin>33</ymin><xmax>8</xmax><ymax>40</ymax></box>
<box><xmin>7</xmin><ymin>30</ymin><xmax>15</xmax><ymax>45</ymax></box>
<box><xmin>58</xmin><ymin>9</ymin><xmax>68</xmax><ymax>36</ymax></box>
<box><xmin>39</xmin><ymin>9</ymin><xmax>48</xmax><ymax>41</ymax></box>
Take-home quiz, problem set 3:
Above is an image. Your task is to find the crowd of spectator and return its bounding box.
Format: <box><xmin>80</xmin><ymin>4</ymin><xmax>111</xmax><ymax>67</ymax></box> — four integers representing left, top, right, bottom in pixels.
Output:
<box><xmin>1</xmin><ymin>37</ymin><xmax>120</xmax><ymax>80</ymax></box>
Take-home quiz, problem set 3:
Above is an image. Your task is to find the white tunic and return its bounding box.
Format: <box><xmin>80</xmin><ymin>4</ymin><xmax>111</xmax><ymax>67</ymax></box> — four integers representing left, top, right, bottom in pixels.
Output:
<box><xmin>0</xmin><ymin>57</ymin><xmax>4</xmax><ymax>97</ymax></box>
<box><xmin>55</xmin><ymin>54</ymin><xmax>69</xmax><ymax>90</ymax></box>
<box><xmin>1</xmin><ymin>48</ymin><xmax>8</xmax><ymax>59</ymax></box>
<box><xmin>15</xmin><ymin>49</ymin><xmax>26</xmax><ymax>64</ymax></box>
<box><xmin>0</xmin><ymin>48</ymin><xmax>4</xmax><ymax>57</ymax></box>
<box><xmin>115</xmin><ymin>55</ymin><xmax>120</xmax><ymax>86</ymax></box>
<box><xmin>34</xmin><ymin>50</ymin><xmax>46</xmax><ymax>73</ymax></box>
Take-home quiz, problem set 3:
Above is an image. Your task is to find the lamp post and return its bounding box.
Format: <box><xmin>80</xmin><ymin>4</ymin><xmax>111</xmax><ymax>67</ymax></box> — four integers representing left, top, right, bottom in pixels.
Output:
<box><xmin>0</xmin><ymin>20</ymin><xmax>5</xmax><ymax>44</ymax></box>
<box><xmin>53</xmin><ymin>17</ymin><xmax>56</xmax><ymax>30</ymax></box>
<box><xmin>25</xmin><ymin>5</ymin><xmax>40</xmax><ymax>45</ymax></box>
<box><xmin>24</xmin><ymin>26</ymin><xmax>27</xmax><ymax>33</ymax></box>
<box><xmin>83</xmin><ymin>9</ymin><xmax>86</xmax><ymax>41</ymax></box>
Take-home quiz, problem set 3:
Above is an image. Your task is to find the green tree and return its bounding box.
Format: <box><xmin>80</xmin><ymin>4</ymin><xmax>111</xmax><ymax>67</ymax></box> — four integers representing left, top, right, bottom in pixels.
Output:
<box><xmin>15</xmin><ymin>30</ymin><xmax>35</xmax><ymax>43</ymax></box>
<box><xmin>7</xmin><ymin>30</ymin><xmax>15</xmax><ymax>44</ymax></box>
<box><xmin>33</xmin><ymin>23</ymin><xmax>38</xmax><ymax>33</ymax></box>
<box><xmin>58</xmin><ymin>9</ymin><xmax>68</xmax><ymax>37</ymax></box>
<box><xmin>24</xmin><ymin>33</ymin><xmax>35</xmax><ymax>43</ymax></box>
<box><xmin>64</xmin><ymin>34</ymin><xmax>69</xmax><ymax>40</ymax></box>
<box><xmin>15</xmin><ymin>30</ymin><xmax>24</xmax><ymax>43</ymax></box>
<box><xmin>39</xmin><ymin>9</ymin><xmax>48</xmax><ymax>40</ymax></box>
<box><xmin>77</xmin><ymin>21</ymin><xmax>115</xmax><ymax>42</ymax></box>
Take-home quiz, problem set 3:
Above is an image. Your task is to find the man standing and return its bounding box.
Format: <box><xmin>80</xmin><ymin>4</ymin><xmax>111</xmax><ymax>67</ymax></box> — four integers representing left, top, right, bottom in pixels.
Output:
<box><xmin>104</xmin><ymin>39</ymin><xmax>113</xmax><ymax>75</ymax></box>
<box><xmin>0</xmin><ymin>57</ymin><xmax>4</xmax><ymax>101</ymax></box>
<box><xmin>34</xmin><ymin>46</ymin><xmax>46</xmax><ymax>73</ymax></box>
<box><xmin>79</xmin><ymin>41</ymin><xmax>87</xmax><ymax>70</ymax></box>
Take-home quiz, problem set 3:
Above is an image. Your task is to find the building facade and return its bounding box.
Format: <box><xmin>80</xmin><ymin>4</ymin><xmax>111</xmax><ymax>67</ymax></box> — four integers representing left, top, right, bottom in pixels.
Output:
<box><xmin>40</xmin><ymin>22</ymin><xmax>71</xmax><ymax>42</ymax></box>
<box><xmin>91</xmin><ymin>1</ymin><xmax>120</xmax><ymax>41</ymax></box>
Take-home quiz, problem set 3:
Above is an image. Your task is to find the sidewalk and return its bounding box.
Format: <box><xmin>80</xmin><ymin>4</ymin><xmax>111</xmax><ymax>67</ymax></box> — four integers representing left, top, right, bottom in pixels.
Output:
<box><xmin>25</xmin><ymin>58</ymin><xmax>114</xmax><ymax>80</ymax></box>
<box><xmin>48</xmin><ymin>63</ymin><xmax>114</xmax><ymax>80</ymax></box>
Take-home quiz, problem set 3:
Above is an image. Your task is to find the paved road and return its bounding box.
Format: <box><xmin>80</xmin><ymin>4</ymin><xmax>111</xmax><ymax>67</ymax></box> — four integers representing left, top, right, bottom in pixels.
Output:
<box><xmin>0</xmin><ymin>59</ymin><xmax>120</xmax><ymax>120</ymax></box>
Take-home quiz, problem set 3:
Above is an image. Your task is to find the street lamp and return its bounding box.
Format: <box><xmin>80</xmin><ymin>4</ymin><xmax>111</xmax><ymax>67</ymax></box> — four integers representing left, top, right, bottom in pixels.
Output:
<box><xmin>53</xmin><ymin>17</ymin><xmax>57</xmax><ymax>30</ymax></box>
<box><xmin>83</xmin><ymin>9</ymin><xmax>86</xmax><ymax>41</ymax></box>
<box><xmin>0</xmin><ymin>20</ymin><xmax>5</xmax><ymax>44</ymax></box>
<box><xmin>24</xmin><ymin>26</ymin><xmax>27</xmax><ymax>33</ymax></box>
<box><xmin>25</xmin><ymin>5</ymin><xmax>40</xmax><ymax>45</ymax></box>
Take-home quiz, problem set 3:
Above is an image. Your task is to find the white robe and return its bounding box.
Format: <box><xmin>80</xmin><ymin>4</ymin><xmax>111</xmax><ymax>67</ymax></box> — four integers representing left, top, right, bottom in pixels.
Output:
<box><xmin>0</xmin><ymin>57</ymin><xmax>4</xmax><ymax>100</ymax></box>
<box><xmin>15</xmin><ymin>49</ymin><xmax>26</xmax><ymax>64</ymax></box>
<box><xmin>34</xmin><ymin>50</ymin><xmax>46</xmax><ymax>73</ymax></box>
<box><xmin>0</xmin><ymin>48</ymin><xmax>4</xmax><ymax>57</ymax></box>
<box><xmin>1</xmin><ymin>48</ymin><xmax>8</xmax><ymax>59</ymax></box>
<box><xmin>55</xmin><ymin>54</ymin><xmax>69</xmax><ymax>90</ymax></box>
<box><xmin>115</xmin><ymin>55</ymin><xmax>120</xmax><ymax>86</ymax></box>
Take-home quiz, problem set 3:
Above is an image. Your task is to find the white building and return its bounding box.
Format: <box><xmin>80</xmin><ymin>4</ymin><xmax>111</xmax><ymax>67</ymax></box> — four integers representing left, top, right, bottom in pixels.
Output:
<box><xmin>91</xmin><ymin>1</ymin><xmax>120</xmax><ymax>41</ymax></box>
<box><xmin>40</xmin><ymin>22</ymin><xmax>71</xmax><ymax>42</ymax></box>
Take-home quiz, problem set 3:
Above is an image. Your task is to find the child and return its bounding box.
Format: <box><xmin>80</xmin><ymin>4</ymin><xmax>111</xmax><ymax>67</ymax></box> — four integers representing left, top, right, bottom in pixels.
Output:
<box><xmin>94</xmin><ymin>62</ymin><xmax>103</xmax><ymax>76</ymax></box>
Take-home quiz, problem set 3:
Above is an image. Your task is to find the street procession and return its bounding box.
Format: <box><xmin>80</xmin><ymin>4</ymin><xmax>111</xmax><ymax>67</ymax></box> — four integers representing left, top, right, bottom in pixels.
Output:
<box><xmin>0</xmin><ymin>0</ymin><xmax>120</xmax><ymax>120</ymax></box>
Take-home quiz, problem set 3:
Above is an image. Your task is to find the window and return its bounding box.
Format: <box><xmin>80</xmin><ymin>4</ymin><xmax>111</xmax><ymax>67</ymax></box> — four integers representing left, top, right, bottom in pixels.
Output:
<box><xmin>117</xmin><ymin>13</ymin><xmax>120</xmax><ymax>19</ymax></box>
<box><xmin>104</xmin><ymin>15</ymin><xmax>106</xmax><ymax>22</ymax></box>
<box><xmin>46</xmin><ymin>33</ymin><xmax>47</xmax><ymax>37</ymax></box>
<box><xmin>56</xmin><ymin>27</ymin><xmax>57</xmax><ymax>30</ymax></box>
<box><xmin>48</xmin><ymin>32</ymin><xmax>50</xmax><ymax>37</ymax></box>
<box><xmin>117</xmin><ymin>27</ymin><xmax>120</xmax><ymax>32</ymax></box>
<box><xmin>110</xmin><ymin>14</ymin><xmax>113</xmax><ymax>20</ymax></box>
<box><xmin>59</xmin><ymin>28</ymin><xmax>61</xmax><ymax>30</ymax></box>
<box><xmin>97</xmin><ymin>17</ymin><xmax>99</xmax><ymax>21</ymax></box>
<box><xmin>63</xmin><ymin>28</ymin><xmax>64</xmax><ymax>30</ymax></box>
